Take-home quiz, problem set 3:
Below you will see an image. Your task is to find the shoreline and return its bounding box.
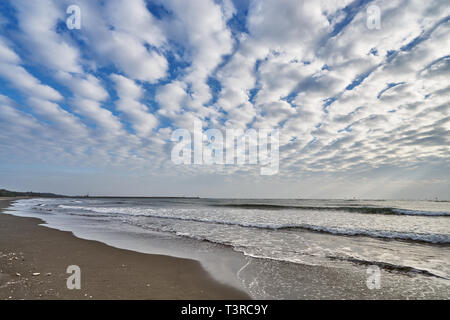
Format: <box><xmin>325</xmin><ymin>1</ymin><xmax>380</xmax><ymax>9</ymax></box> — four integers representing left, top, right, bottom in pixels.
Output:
<box><xmin>3</xmin><ymin>197</ymin><xmax>448</xmax><ymax>300</ymax></box>
<box><xmin>0</xmin><ymin>199</ymin><xmax>250</xmax><ymax>300</ymax></box>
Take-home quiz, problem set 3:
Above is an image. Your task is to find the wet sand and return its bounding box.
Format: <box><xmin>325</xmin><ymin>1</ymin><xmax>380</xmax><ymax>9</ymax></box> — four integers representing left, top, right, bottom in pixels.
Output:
<box><xmin>0</xmin><ymin>199</ymin><xmax>250</xmax><ymax>300</ymax></box>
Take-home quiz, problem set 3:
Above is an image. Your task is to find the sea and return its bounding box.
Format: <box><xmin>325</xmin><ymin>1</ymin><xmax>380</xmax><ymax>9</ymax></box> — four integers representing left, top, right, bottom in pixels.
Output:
<box><xmin>5</xmin><ymin>198</ymin><xmax>450</xmax><ymax>299</ymax></box>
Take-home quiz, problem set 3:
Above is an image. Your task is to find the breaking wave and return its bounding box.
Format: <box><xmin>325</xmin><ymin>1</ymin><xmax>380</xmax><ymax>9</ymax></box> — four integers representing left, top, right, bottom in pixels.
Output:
<box><xmin>211</xmin><ymin>203</ymin><xmax>450</xmax><ymax>216</ymax></box>
<box><xmin>57</xmin><ymin>205</ymin><xmax>450</xmax><ymax>244</ymax></box>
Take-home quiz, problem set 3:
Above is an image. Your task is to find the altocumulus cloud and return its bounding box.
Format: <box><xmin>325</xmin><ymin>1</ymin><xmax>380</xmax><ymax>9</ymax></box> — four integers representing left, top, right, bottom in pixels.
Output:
<box><xmin>0</xmin><ymin>0</ymin><xmax>449</xmax><ymax>198</ymax></box>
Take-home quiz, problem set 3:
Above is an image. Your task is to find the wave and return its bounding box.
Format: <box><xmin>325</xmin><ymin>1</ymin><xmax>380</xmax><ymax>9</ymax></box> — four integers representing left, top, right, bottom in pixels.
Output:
<box><xmin>175</xmin><ymin>220</ymin><xmax>447</xmax><ymax>244</ymax></box>
<box><xmin>277</xmin><ymin>225</ymin><xmax>450</xmax><ymax>244</ymax></box>
<box><xmin>327</xmin><ymin>256</ymin><xmax>449</xmax><ymax>280</ymax></box>
<box><xmin>391</xmin><ymin>209</ymin><xmax>450</xmax><ymax>216</ymax></box>
<box><xmin>122</xmin><ymin>219</ymin><xmax>450</xmax><ymax>279</ymax></box>
<box><xmin>236</xmin><ymin>249</ymin><xmax>449</xmax><ymax>280</ymax></box>
<box><xmin>57</xmin><ymin>205</ymin><xmax>450</xmax><ymax>244</ymax></box>
<box><xmin>59</xmin><ymin>205</ymin><xmax>120</xmax><ymax>212</ymax></box>
<box><xmin>55</xmin><ymin>204</ymin><xmax>450</xmax><ymax>244</ymax></box>
<box><xmin>31</xmin><ymin>207</ymin><xmax>54</xmax><ymax>214</ymax></box>
<box><xmin>59</xmin><ymin>203</ymin><xmax>450</xmax><ymax>217</ymax></box>
<box><xmin>211</xmin><ymin>204</ymin><xmax>450</xmax><ymax>216</ymax></box>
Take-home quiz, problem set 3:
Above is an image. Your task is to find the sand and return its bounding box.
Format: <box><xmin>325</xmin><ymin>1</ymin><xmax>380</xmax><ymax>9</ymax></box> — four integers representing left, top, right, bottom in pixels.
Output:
<box><xmin>0</xmin><ymin>199</ymin><xmax>250</xmax><ymax>300</ymax></box>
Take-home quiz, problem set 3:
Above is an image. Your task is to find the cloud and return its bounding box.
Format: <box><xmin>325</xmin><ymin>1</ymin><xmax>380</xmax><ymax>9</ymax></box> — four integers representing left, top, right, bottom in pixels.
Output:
<box><xmin>0</xmin><ymin>0</ymin><xmax>449</xmax><ymax>197</ymax></box>
<box><xmin>0</xmin><ymin>37</ymin><xmax>63</xmax><ymax>101</ymax></box>
<box><xmin>73</xmin><ymin>0</ymin><xmax>168</xmax><ymax>83</ymax></box>
<box><xmin>111</xmin><ymin>74</ymin><xmax>158</xmax><ymax>137</ymax></box>
<box><xmin>11</xmin><ymin>0</ymin><xmax>81</xmax><ymax>73</ymax></box>
<box><xmin>158</xmin><ymin>0</ymin><xmax>234</xmax><ymax>110</ymax></box>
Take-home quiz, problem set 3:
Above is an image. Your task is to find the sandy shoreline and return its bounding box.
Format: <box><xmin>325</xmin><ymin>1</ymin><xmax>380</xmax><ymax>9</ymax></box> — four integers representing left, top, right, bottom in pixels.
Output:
<box><xmin>0</xmin><ymin>199</ymin><xmax>250</xmax><ymax>300</ymax></box>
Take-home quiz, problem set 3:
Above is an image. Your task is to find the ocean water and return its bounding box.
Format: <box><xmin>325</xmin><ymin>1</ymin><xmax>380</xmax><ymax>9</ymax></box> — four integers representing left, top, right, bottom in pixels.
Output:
<box><xmin>6</xmin><ymin>198</ymin><xmax>450</xmax><ymax>299</ymax></box>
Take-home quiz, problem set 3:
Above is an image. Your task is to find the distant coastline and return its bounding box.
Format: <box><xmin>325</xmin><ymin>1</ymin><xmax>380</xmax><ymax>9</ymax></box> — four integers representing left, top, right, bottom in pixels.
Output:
<box><xmin>0</xmin><ymin>189</ymin><xmax>66</xmax><ymax>198</ymax></box>
<box><xmin>0</xmin><ymin>189</ymin><xmax>200</xmax><ymax>199</ymax></box>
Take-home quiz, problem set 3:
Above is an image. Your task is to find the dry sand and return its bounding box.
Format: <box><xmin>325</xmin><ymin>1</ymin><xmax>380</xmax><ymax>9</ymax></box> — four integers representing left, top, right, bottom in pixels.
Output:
<box><xmin>0</xmin><ymin>199</ymin><xmax>250</xmax><ymax>300</ymax></box>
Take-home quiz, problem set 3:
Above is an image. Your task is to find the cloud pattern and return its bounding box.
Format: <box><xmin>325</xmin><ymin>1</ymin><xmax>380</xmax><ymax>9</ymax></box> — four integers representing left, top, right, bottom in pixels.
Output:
<box><xmin>0</xmin><ymin>0</ymin><xmax>449</xmax><ymax>197</ymax></box>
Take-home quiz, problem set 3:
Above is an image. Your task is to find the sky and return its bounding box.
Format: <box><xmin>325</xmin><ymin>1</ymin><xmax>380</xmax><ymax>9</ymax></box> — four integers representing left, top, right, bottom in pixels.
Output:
<box><xmin>0</xmin><ymin>0</ymin><xmax>449</xmax><ymax>199</ymax></box>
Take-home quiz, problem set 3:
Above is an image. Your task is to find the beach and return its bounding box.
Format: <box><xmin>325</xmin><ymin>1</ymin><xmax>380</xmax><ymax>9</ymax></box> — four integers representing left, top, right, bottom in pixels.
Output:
<box><xmin>0</xmin><ymin>199</ymin><xmax>250</xmax><ymax>300</ymax></box>
<box><xmin>2</xmin><ymin>197</ymin><xmax>449</xmax><ymax>300</ymax></box>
